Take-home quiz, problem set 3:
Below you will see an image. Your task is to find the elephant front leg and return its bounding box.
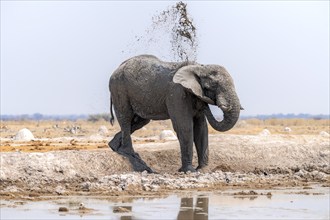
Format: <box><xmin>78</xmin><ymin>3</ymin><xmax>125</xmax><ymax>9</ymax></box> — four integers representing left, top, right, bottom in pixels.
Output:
<box><xmin>167</xmin><ymin>84</ymin><xmax>196</xmax><ymax>173</ymax></box>
<box><xmin>194</xmin><ymin>114</ymin><xmax>209</xmax><ymax>170</ymax></box>
<box><xmin>171</xmin><ymin>119</ymin><xmax>195</xmax><ymax>173</ymax></box>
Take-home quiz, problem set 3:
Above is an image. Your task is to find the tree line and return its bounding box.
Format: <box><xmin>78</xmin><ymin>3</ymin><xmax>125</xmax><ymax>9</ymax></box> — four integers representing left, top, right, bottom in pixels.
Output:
<box><xmin>0</xmin><ymin>113</ymin><xmax>328</xmax><ymax>121</ymax></box>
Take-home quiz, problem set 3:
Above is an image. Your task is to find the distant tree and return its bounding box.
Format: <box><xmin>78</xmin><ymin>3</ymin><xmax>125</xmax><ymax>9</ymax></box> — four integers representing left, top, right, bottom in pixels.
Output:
<box><xmin>19</xmin><ymin>114</ymin><xmax>29</xmax><ymax>121</ymax></box>
<box><xmin>87</xmin><ymin>113</ymin><xmax>111</xmax><ymax>122</ymax></box>
<box><xmin>33</xmin><ymin>113</ymin><xmax>43</xmax><ymax>120</ymax></box>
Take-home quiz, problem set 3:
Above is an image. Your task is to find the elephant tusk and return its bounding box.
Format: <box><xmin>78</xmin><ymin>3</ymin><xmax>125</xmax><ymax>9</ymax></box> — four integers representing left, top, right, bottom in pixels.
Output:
<box><xmin>220</xmin><ymin>104</ymin><xmax>231</xmax><ymax>112</ymax></box>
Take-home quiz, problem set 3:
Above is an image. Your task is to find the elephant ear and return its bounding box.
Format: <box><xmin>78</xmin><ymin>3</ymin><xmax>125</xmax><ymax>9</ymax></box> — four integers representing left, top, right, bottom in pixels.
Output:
<box><xmin>173</xmin><ymin>65</ymin><xmax>215</xmax><ymax>105</ymax></box>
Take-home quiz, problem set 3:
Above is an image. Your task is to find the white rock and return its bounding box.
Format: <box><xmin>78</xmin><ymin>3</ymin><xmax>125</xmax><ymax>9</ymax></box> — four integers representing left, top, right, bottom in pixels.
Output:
<box><xmin>259</xmin><ymin>129</ymin><xmax>271</xmax><ymax>136</ymax></box>
<box><xmin>14</xmin><ymin>128</ymin><xmax>34</xmax><ymax>141</ymax></box>
<box><xmin>311</xmin><ymin>171</ymin><xmax>325</xmax><ymax>180</ymax></box>
<box><xmin>319</xmin><ymin>131</ymin><xmax>330</xmax><ymax>137</ymax></box>
<box><xmin>98</xmin><ymin>126</ymin><xmax>109</xmax><ymax>135</ymax></box>
<box><xmin>0</xmin><ymin>170</ymin><xmax>7</xmax><ymax>181</ymax></box>
<box><xmin>284</xmin><ymin>127</ymin><xmax>292</xmax><ymax>132</ymax></box>
<box><xmin>55</xmin><ymin>185</ymin><xmax>66</xmax><ymax>195</ymax></box>
<box><xmin>159</xmin><ymin>130</ymin><xmax>177</xmax><ymax>141</ymax></box>
<box><xmin>294</xmin><ymin>170</ymin><xmax>306</xmax><ymax>178</ymax></box>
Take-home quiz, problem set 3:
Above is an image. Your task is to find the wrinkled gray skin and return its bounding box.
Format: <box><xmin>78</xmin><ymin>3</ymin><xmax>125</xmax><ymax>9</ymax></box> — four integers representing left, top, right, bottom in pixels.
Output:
<box><xmin>109</xmin><ymin>55</ymin><xmax>242</xmax><ymax>173</ymax></box>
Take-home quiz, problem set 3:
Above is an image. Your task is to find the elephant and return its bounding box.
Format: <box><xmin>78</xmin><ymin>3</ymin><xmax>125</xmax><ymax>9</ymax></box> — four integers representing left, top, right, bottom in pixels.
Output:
<box><xmin>108</xmin><ymin>54</ymin><xmax>243</xmax><ymax>173</ymax></box>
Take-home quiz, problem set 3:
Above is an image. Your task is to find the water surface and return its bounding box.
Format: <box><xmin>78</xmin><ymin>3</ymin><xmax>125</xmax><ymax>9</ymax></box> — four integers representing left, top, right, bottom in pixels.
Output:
<box><xmin>1</xmin><ymin>188</ymin><xmax>329</xmax><ymax>220</ymax></box>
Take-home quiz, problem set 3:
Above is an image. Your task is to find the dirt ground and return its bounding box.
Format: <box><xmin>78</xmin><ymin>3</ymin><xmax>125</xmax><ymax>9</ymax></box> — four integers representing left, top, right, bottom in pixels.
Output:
<box><xmin>0</xmin><ymin>119</ymin><xmax>329</xmax><ymax>200</ymax></box>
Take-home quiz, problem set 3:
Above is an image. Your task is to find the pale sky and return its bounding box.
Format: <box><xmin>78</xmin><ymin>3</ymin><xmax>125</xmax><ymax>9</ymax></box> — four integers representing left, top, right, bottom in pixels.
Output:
<box><xmin>1</xmin><ymin>1</ymin><xmax>329</xmax><ymax>116</ymax></box>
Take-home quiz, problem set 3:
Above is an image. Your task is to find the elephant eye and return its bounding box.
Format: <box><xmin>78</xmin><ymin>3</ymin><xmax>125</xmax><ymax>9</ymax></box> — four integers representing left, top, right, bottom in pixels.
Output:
<box><xmin>205</xmin><ymin>81</ymin><xmax>217</xmax><ymax>89</ymax></box>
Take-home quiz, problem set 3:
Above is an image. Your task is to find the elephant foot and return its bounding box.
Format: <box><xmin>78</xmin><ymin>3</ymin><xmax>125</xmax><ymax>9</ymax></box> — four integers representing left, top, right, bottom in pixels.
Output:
<box><xmin>117</xmin><ymin>149</ymin><xmax>155</xmax><ymax>173</ymax></box>
<box><xmin>178</xmin><ymin>165</ymin><xmax>196</xmax><ymax>173</ymax></box>
<box><xmin>196</xmin><ymin>165</ymin><xmax>208</xmax><ymax>173</ymax></box>
<box><xmin>128</xmin><ymin>157</ymin><xmax>155</xmax><ymax>173</ymax></box>
<box><xmin>108</xmin><ymin>142</ymin><xmax>117</xmax><ymax>152</ymax></box>
<box><xmin>108</xmin><ymin>139</ymin><xmax>120</xmax><ymax>152</ymax></box>
<box><xmin>196</xmin><ymin>164</ymin><xmax>208</xmax><ymax>170</ymax></box>
<box><xmin>108</xmin><ymin>133</ymin><xmax>122</xmax><ymax>152</ymax></box>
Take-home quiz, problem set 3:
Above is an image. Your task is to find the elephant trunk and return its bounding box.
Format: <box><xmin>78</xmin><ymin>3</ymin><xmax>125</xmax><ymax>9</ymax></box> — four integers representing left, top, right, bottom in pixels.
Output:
<box><xmin>204</xmin><ymin>102</ymin><xmax>240</xmax><ymax>132</ymax></box>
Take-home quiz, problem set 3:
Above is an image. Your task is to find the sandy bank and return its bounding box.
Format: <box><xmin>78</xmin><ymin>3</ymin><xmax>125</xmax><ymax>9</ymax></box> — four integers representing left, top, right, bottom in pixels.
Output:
<box><xmin>1</xmin><ymin>134</ymin><xmax>329</xmax><ymax>199</ymax></box>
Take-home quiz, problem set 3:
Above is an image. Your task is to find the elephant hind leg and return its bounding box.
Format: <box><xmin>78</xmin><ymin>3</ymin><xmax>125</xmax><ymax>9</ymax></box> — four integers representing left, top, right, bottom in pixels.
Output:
<box><xmin>108</xmin><ymin>115</ymin><xmax>150</xmax><ymax>152</ymax></box>
<box><xmin>108</xmin><ymin>115</ymin><xmax>154</xmax><ymax>173</ymax></box>
<box><xmin>109</xmin><ymin>132</ymin><xmax>122</xmax><ymax>152</ymax></box>
<box><xmin>131</xmin><ymin>115</ymin><xmax>151</xmax><ymax>132</ymax></box>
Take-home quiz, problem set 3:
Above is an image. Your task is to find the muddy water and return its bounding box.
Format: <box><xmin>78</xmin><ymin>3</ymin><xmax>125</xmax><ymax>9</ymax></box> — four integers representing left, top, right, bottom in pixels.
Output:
<box><xmin>1</xmin><ymin>187</ymin><xmax>329</xmax><ymax>220</ymax></box>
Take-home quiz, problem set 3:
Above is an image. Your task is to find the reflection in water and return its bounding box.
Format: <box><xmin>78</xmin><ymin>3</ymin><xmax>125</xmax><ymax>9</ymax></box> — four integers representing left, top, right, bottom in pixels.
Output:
<box><xmin>234</xmin><ymin>195</ymin><xmax>258</xmax><ymax>201</ymax></box>
<box><xmin>120</xmin><ymin>215</ymin><xmax>132</xmax><ymax>220</ymax></box>
<box><xmin>1</xmin><ymin>190</ymin><xmax>329</xmax><ymax>220</ymax></box>
<box><xmin>177</xmin><ymin>197</ymin><xmax>209</xmax><ymax>220</ymax></box>
<box><xmin>112</xmin><ymin>206</ymin><xmax>132</xmax><ymax>220</ymax></box>
<box><xmin>112</xmin><ymin>196</ymin><xmax>209</xmax><ymax>220</ymax></box>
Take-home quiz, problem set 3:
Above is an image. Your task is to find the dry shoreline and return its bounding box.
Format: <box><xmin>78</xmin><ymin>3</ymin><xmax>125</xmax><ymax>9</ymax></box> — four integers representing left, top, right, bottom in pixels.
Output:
<box><xmin>1</xmin><ymin>133</ymin><xmax>329</xmax><ymax>200</ymax></box>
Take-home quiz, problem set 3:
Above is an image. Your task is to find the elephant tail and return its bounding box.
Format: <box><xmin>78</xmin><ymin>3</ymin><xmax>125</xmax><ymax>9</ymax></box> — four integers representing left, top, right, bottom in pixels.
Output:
<box><xmin>110</xmin><ymin>97</ymin><xmax>115</xmax><ymax>126</ymax></box>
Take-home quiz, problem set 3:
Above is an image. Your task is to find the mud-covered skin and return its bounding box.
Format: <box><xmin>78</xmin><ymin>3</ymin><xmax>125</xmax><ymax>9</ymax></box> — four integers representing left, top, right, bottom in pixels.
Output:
<box><xmin>109</xmin><ymin>55</ymin><xmax>242</xmax><ymax>173</ymax></box>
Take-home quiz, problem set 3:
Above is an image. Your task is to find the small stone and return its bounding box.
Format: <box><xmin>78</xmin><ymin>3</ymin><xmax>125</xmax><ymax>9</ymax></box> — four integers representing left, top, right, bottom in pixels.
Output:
<box><xmin>295</xmin><ymin>170</ymin><xmax>305</xmax><ymax>177</ymax></box>
<box><xmin>58</xmin><ymin>207</ymin><xmax>69</xmax><ymax>212</ymax></box>
<box><xmin>266</xmin><ymin>192</ymin><xmax>272</xmax><ymax>198</ymax></box>
<box><xmin>311</xmin><ymin>171</ymin><xmax>325</xmax><ymax>180</ymax></box>
<box><xmin>320</xmin><ymin>131</ymin><xmax>329</xmax><ymax>137</ymax></box>
<box><xmin>150</xmin><ymin>184</ymin><xmax>160</xmax><ymax>192</ymax></box>
<box><xmin>81</xmin><ymin>182</ymin><xmax>91</xmax><ymax>192</ymax></box>
<box><xmin>284</xmin><ymin>127</ymin><xmax>292</xmax><ymax>132</ymax></box>
<box><xmin>55</xmin><ymin>186</ymin><xmax>65</xmax><ymax>195</ymax></box>
<box><xmin>259</xmin><ymin>129</ymin><xmax>271</xmax><ymax>136</ymax></box>
<box><xmin>113</xmin><ymin>206</ymin><xmax>131</xmax><ymax>213</ymax></box>
<box><xmin>79</xmin><ymin>203</ymin><xmax>85</xmax><ymax>210</ymax></box>
<box><xmin>143</xmin><ymin>184</ymin><xmax>151</xmax><ymax>191</ymax></box>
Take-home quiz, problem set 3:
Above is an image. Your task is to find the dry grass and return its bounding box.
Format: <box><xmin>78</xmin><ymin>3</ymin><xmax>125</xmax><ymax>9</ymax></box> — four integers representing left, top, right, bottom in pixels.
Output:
<box><xmin>0</xmin><ymin>118</ymin><xmax>329</xmax><ymax>153</ymax></box>
<box><xmin>1</xmin><ymin>118</ymin><xmax>329</xmax><ymax>140</ymax></box>
<box><xmin>0</xmin><ymin>119</ymin><xmax>118</xmax><ymax>139</ymax></box>
<box><xmin>227</xmin><ymin>118</ymin><xmax>330</xmax><ymax>135</ymax></box>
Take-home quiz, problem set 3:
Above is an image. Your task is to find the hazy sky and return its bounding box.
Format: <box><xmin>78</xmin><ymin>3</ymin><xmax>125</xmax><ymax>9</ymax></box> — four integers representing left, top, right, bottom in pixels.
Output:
<box><xmin>1</xmin><ymin>1</ymin><xmax>329</xmax><ymax>116</ymax></box>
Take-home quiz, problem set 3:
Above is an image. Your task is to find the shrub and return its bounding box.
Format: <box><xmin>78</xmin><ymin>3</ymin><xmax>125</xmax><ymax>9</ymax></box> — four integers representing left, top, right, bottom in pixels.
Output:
<box><xmin>87</xmin><ymin>113</ymin><xmax>111</xmax><ymax>122</ymax></box>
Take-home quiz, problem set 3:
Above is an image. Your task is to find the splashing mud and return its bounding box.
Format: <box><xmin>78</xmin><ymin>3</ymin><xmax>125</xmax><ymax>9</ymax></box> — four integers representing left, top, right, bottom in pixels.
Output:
<box><xmin>126</xmin><ymin>1</ymin><xmax>198</xmax><ymax>62</ymax></box>
<box><xmin>152</xmin><ymin>1</ymin><xmax>198</xmax><ymax>61</ymax></box>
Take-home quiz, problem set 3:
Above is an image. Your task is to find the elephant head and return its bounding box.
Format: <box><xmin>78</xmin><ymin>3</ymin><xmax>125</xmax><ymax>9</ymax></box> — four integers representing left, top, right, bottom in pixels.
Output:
<box><xmin>173</xmin><ymin>64</ymin><xmax>242</xmax><ymax>131</ymax></box>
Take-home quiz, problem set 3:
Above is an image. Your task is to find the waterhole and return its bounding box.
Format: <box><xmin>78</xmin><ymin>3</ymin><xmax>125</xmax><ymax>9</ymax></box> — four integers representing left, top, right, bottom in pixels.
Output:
<box><xmin>1</xmin><ymin>187</ymin><xmax>329</xmax><ymax>220</ymax></box>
